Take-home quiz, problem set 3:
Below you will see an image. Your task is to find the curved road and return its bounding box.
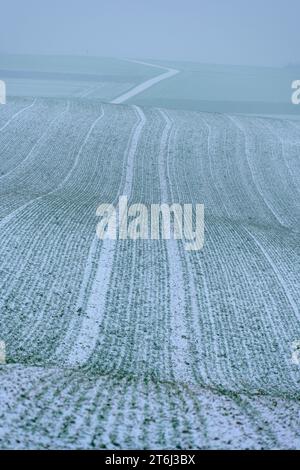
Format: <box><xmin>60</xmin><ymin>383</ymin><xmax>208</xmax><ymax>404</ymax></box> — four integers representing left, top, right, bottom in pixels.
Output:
<box><xmin>111</xmin><ymin>58</ymin><xmax>179</xmax><ymax>104</ymax></box>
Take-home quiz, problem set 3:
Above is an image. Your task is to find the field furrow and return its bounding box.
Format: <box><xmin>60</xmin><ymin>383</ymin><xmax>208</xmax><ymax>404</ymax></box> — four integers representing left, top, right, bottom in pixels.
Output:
<box><xmin>0</xmin><ymin>97</ymin><xmax>299</xmax><ymax>449</ymax></box>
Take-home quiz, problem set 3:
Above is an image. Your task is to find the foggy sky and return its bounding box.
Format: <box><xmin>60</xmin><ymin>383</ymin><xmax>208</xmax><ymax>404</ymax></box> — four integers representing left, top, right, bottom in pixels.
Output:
<box><xmin>0</xmin><ymin>0</ymin><xmax>299</xmax><ymax>66</ymax></box>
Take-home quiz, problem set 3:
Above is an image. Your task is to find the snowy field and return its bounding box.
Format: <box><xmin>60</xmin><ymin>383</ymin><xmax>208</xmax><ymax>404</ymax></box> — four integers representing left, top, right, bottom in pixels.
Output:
<box><xmin>0</xmin><ymin>57</ymin><xmax>300</xmax><ymax>449</ymax></box>
<box><xmin>127</xmin><ymin>60</ymin><xmax>300</xmax><ymax>118</ymax></box>
<box><xmin>0</xmin><ymin>55</ymin><xmax>159</xmax><ymax>101</ymax></box>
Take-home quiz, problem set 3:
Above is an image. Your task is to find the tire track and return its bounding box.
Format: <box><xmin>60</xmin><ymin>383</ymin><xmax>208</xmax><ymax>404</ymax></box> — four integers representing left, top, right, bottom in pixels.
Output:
<box><xmin>67</xmin><ymin>106</ymin><xmax>146</xmax><ymax>366</ymax></box>
<box><xmin>227</xmin><ymin>114</ymin><xmax>288</xmax><ymax>228</ymax></box>
<box><xmin>0</xmin><ymin>98</ymin><xmax>37</xmax><ymax>132</ymax></box>
<box><xmin>243</xmin><ymin>226</ymin><xmax>300</xmax><ymax>322</ymax></box>
<box><xmin>157</xmin><ymin>109</ymin><xmax>195</xmax><ymax>384</ymax></box>
<box><xmin>0</xmin><ymin>102</ymin><xmax>70</xmax><ymax>181</ymax></box>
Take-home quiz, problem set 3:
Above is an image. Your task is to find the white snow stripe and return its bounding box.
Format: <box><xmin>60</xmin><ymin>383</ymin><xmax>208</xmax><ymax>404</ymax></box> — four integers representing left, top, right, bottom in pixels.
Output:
<box><xmin>67</xmin><ymin>106</ymin><xmax>146</xmax><ymax>367</ymax></box>
<box><xmin>262</xmin><ymin>119</ymin><xmax>300</xmax><ymax>196</ymax></box>
<box><xmin>67</xmin><ymin>239</ymin><xmax>116</xmax><ymax>366</ymax></box>
<box><xmin>122</xmin><ymin>106</ymin><xmax>146</xmax><ymax>196</ymax></box>
<box><xmin>244</xmin><ymin>226</ymin><xmax>300</xmax><ymax>322</ymax></box>
<box><xmin>0</xmin><ymin>105</ymin><xmax>104</xmax><ymax>230</ymax></box>
<box><xmin>227</xmin><ymin>114</ymin><xmax>288</xmax><ymax>228</ymax></box>
<box><xmin>158</xmin><ymin>109</ymin><xmax>194</xmax><ymax>383</ymax></box>
<box><xmin>0</xmin><ymin>98</ymin><xmax>37</xmax><ymax>132</ymax></box>
<box><xmin>111</xmin><ymin>60</ymin><xmax>179</xmax><ymax>104</ymax></box>
<box><xmin>0</xmin><ymin>102</ymin><xmax>70</xmax><ymax>181</ymax></box>
<box><xmin>200</xmin><ymin>114</ymin><xmax>231</xmax><ymax>218</ymax></box>
<box><xmin>54</xmin><ymin>106</ymin><xmax>105</xmax><ymax>190</ymax></box>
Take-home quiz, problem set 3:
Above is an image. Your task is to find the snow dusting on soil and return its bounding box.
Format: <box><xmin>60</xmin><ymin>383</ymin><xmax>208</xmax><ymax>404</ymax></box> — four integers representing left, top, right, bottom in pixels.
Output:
<box><xmin>0</xmin><ymin>93</ymin><xmax>299</xmax><ymax>449</ymax></box>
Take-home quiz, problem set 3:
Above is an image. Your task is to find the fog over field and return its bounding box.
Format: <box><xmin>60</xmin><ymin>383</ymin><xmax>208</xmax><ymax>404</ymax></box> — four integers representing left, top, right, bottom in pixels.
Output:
<box><xmin>1</xmin><ymin>0</ymin><xmax>299</xmax><ymax>66</ymax></box>
<box><xmin>0</xmin><ymin>0</ymin><xmax>299</xmax><ymax>451</ymax></box>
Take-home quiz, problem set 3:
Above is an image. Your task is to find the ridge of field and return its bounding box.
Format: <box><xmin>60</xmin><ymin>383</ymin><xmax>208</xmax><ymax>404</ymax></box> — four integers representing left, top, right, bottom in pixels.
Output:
<box><xmin>126</xmin><ymin>59</ymin><xmax>300</xmax><ymax>118</ymax></box>
<box><xmin>2</xmin><ymin>55</ymin><xmax>300</xmax><ymax>119</ymax></box>
<box><xmin>111</xmin><ymin>59</ymin><xmax>179</xmax><ymax>104</ymax></box>
<box><xmin>0</xmin><ymin>96</ymin><xmax>299</xmax><ymax>449</ymax></box>
<box><xmin>0</xmin><ymin>55</ymin><xmax>161</xmax><ymax>101</ymax></box>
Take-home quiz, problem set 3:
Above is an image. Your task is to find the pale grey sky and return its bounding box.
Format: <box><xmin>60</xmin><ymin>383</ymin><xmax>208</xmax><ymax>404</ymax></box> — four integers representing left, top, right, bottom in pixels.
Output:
<box><xmin>0</xmin><ymin>0</ymin><xmax>299</xmax><ymax>66</ymax></box>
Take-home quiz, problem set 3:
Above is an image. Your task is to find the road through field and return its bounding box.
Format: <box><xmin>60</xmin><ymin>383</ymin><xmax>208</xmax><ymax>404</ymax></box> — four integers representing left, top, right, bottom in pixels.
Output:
<box><xmin>111</xmin><ymin>59</ymin><xmax>179</xmax><ymax>104</ymax></box>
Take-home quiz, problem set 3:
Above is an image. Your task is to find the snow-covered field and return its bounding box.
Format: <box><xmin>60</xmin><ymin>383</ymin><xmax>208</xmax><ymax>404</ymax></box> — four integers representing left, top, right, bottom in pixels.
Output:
<box><xmin>0</xmin><ymin>55</ymin><xmax>160</xmax><ymax>102</ymax></box>
<box><xmin>127</xmin><ymin>60</ymin><xmax>300</xmax><ymax>118</ymax></box>
<box><xmin>0</xmin><ymin>57</ymin><xmax>300</xmax><ymax>449</ymax></box>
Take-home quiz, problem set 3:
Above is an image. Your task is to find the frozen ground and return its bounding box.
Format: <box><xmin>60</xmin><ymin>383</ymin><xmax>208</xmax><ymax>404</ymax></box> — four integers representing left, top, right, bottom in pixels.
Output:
<box><xmin>0</xmin><ymin>57</ymin><xmax>300</xmax><ymax>449</ymax></box>
<box><xmin>127</xmin><ymin>60</ymin><xmax>300</xmax><ymax>118</ymax></box>
<box><xmin>0</xmin><ymin>55</ymin><xmax>159</xmax><ymax>101</ymax></box>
